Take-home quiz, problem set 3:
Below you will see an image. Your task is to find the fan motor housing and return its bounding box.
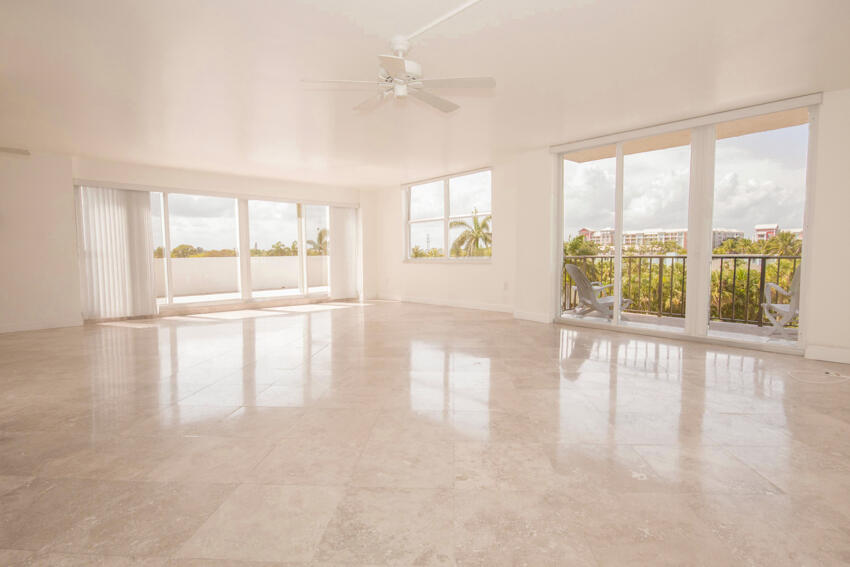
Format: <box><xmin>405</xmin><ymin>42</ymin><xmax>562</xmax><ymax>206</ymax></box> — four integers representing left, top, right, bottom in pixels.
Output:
<box><xmin>401</xmin><ymin>59</ymin><xmax>422</xmax><ymax>80</ymax></box>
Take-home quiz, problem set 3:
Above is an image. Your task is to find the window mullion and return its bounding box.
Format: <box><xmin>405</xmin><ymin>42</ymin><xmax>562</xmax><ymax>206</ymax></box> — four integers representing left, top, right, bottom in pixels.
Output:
<box><xmin>613</xmin><ymin>143</ymin><xmax>624</xmax><ymax>326</ymax></box>
<box><xmin>443</xmin><ymin>179</ymin><xmax>450</xmax><ymax>258</ymax></box>
<box><xmin>161</xmin><ymin>192</ymin><xmax>174</xmax><ymax>305</ymax></box>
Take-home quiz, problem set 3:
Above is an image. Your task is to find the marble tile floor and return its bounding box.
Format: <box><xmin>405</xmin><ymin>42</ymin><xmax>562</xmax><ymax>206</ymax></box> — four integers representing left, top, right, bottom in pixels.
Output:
<box><xmin>1</xmin><ymin>301</ymin><xmax>849</xmax><ymax>566</ymax></box>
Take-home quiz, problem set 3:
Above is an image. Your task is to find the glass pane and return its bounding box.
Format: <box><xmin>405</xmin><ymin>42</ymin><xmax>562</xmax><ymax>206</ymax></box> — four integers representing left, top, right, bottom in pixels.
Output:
<box><xmin>409</xmin><ymin>220</ymin><xmax>445</xmax><ymax>257</ymax></box>
<box><xmin>449</xmin><ymin>215</ymin><xmax>492</xmax><ymax>257</ymax></box>
<box><xmin>562</xmin><ymin>145</ymin><xmax>615</xmax><ymax>322</ymax></box>
<box><xmin>621</xmin><ymin>131</ymin><xmax>690</xmax><ymax>333</ymax></box>
<box><xmin>709</xmin><ymin>110</ymin><xmax>808</xmax><ymax>344</ymax></box>
<box><xmin>409</xmin><ymin>180</ymin><xmax>444</xmax><ymax>220</ymax></box>
<box><xmin>150</xmin><ymin>192</ymin><xmax>167</xmax><ymax>305</ymax></box>
<box><xmin>248</xmin><ymin>200</ymin><xmax>301</xmax><ymax>298</ymax></box>
<box><xmin>167</xmin><ymin>193</ymin><xmax>239</xmax><ymax>303</ymax></box>
<box><xmin>305</xmin><ymin>205</ymin><xmax>329</xmax><ymax>294</ymax></box>
<box><xmin>449</xmin><ymin>170</ymin><xmax>491</xmax><ymax>216</ymax></box>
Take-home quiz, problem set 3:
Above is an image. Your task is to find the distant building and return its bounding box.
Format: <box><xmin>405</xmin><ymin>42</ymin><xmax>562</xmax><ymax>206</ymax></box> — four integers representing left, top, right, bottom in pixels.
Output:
<box><xmin>576</xmin><ymin>227</ymin><xmax>743</xmax><ymax>250</ymax></box>
<box><xmin>581</xmin><ymin>227</ymin><xmax>615</xmax><ymax>247</ymax></box>
<box><xmin>623</xmin><ymin>228</ymin><xmax>688</xmax><ymax>248</ymax></box>
<box><xmin>713</xmin><ymin>228</ymin><xmax>745</xmax><ymax>248</ymax></box>
<box><xmin>754</xmin><ymin>223</ymin><xmax>779</xmax><ymax>241</ymax></box>
<box><xmin>787</xmin><ymin>228</ymin><xmax>803</xmax><ymax>239</ymax></box>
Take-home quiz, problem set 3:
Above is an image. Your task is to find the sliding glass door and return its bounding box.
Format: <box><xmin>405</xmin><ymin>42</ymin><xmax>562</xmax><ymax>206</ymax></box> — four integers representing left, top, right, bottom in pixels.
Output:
<box><xmin>620</xmin><ymin>131</ymin><xmax>690</xmax><ymax>333</ymax></box>
<box><xmin>150</xmin><ymin>192</ymin><xmax>168</xmax><ymax>305</ymax></box>
<box><xmin>561</xmin><ymin>145</ymin><xmax>616</xmax><ymax>324</ymax></box>
<box><xmin>248</xmin><ymin>200</ymin><xmax>302</xmax><ymax>299</ymax></box>
<box><xmin>558</xmin><ymin>100</ymin><xmax>814</xmax><ymax>347</ymax></box>
<box><xmin>167</xmin><ymin>193</ymin><xmax>240</xmax><ymax>304</ymax></box>
<box><xmin>708</xmin><ymin>109</ymin><xmax>809</xmax><ymax>344</ymax></box>
<box><xmin>304</xmin><ymin>205</ymin><xmax>329</xmax><ymax>295</ymax></box>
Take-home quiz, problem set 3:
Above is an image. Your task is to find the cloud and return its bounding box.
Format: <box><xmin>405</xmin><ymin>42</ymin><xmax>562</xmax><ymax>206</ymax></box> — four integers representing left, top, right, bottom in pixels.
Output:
<box><xmin>159</xmin><ymin>195</ymin><xmax>327</xmax><ymax>251</ymax></box>
<box><xmin>563</xmin><ymin>124</ymin><xmax>808</xmax><ymax>240</ymax></box>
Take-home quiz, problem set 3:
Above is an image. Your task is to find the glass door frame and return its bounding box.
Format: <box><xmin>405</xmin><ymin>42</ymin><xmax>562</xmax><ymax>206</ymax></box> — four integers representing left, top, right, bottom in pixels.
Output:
<box><xmin>152</xmin><ymin>190</ymin><xmax>340</xmax><ymax>310</ymax></box>
<box><xmin>552</xmin><ymin>93</ymin><xmax>821</xmax><ymax>352</ymax></box>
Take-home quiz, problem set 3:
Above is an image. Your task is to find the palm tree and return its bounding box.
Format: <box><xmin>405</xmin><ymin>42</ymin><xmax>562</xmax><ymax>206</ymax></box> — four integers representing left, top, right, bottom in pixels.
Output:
<box><xmin>450</xmin><ymin>209</ymin><xmax>492</xmax><ymax>257</ymax></box>
<box><xmin>307</xmin><ymin>228</ymin><xmax>329</xmax><ymax>255</ymax></box>
<box><xmin>765</xmin><ymin>231</ymin><xmax>801</xmax><ymax>256</ymax></box>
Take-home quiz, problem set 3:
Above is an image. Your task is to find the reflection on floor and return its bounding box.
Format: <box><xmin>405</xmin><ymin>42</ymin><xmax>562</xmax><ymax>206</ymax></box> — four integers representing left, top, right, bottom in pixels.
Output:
<box><xmin>1</xmin><ymin>301</ymin><xmax>848</xmax><ymax>565</ymax></box>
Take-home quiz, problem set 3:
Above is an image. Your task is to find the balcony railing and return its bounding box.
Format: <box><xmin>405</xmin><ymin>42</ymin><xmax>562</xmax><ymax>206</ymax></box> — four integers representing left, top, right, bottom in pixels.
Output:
<box><xmin>562</xmin><ymin>254</ymin><xmax>800</xmax><ymax>326</ymax></box>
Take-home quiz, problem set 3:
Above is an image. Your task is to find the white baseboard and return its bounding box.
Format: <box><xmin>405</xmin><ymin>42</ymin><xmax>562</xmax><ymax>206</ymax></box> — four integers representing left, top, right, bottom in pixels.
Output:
<box><xmin>0</xmin><ymin>317</ymin><xmax>83</xmax><ymax>334</ymax></box>
<box><xmin>805</xmin><ymin>345</ymin><xmax>850</xmax><ymax>364</ymax></box>
<box><xmin>396</xmin><ymin>295</ymin><xmax>513</xmax><ymax>314</ymax></box>
<box><xmin>512</xmin><ymin>310</ymin><xmax>554</xmax><ymax>323</ymax></box>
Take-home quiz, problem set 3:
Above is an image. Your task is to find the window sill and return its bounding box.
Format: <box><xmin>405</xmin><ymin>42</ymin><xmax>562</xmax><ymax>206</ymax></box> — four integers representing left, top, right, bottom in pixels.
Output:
<box><xmin>157</xmin><ymin>292</ymin><xmax>329</xmax><ymax>312</ymax></box>
<box><xmin>403</xmin><ymin>258</ymin><xmax>493</xmax><ymax>265</ymax></box>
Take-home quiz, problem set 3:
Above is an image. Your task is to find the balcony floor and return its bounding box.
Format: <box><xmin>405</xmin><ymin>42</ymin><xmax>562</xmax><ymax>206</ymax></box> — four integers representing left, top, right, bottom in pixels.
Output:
<box><xmin>562</xmin><ymin>310</ymin><xmax>798</xmax><ymax>347</ymax></box>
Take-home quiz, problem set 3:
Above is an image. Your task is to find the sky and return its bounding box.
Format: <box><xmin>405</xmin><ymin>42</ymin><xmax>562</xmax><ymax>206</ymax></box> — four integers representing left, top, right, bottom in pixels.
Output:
<box><xmin>151</xmin><ymin>194</ymin><xmax>328</xmax><ymax>251</ymax></box>
<box><xmin>563</xmin><ymin>124</ymin><xmax>808</xmax><ymax>241</ymax></box>
<box><xmin>409</xmin><ymin>170</ymin><xmax>491</xmax><ymax>251</ymax></box>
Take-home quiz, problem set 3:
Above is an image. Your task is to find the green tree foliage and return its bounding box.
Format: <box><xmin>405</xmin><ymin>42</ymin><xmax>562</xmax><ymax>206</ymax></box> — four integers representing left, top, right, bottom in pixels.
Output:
<box><xmin>410</xmin><ymin>245</ymin><xmax>444</xmax><ymax>258</ymax></box>
<box><xmin>307</xmin><ymin>228</ymin><xmax>329</xmax><ymax>256</ymax></box>
<box><xmin>449</xmin><ymin>210</ymin><xmax>492</xmax><ymax>257</ymax></box>
<box><xmin>712</xmin><ymin>232</ymin><xmax>801</xmax><ymax>256</ymax></box>
<box><xmin>170</xmin><ymin>244</ymin><xmax>200</xmax><ymax>258</ymax></box>
<box><xmin>170</xmin><ymin>244</ymin><xmax>236</xmax><ymax>257</ymax></box>
<box><xmin>251</xmin><ymin>240</ymin><xmax>299</xmax><ymax>256</ymax></box>
<box><xmin>197</xmin><ymin>248</ymin><xmax>237</xmax><ymax>257</ymax></box>
<box><xmin>564</xmin><ymin>235</ymin><xmax>600</xmax><ymax>256</ymax></box>
<box><xmin>153</xmin><ymin>246</ymin><xmax>164</xmax><ymax>259</ymax></box>
<box><xmin>765</xmin><ymin>231</ymin><xmax>802</xmax><ymax>256</ymax></box>
<box><xmin>564</xmin><ymin>231</ymin><xmax>802</xmax><ymax>326</ymax></box>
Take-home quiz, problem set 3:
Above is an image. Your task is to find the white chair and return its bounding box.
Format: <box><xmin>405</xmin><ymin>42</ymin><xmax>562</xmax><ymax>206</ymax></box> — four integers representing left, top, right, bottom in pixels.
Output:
<box><xmin>565</xmin><ymin>263</ymin><xmax>632</xmax><ymax>319</ymax></box>
<box><xmin>762</xmin><ymin>269</ymin><xmax>801</xmax><ymax>339</ymax></box>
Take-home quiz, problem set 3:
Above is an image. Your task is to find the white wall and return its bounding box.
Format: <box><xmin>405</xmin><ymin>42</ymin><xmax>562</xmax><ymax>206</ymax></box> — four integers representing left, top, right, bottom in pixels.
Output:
<box><xmin>372</xmin><ymin>163</ymin><xmax>518</xmax><ymax>313</ymax></box>
<box><xmin>359</xmin><ymin>189</ymin><xmax>383</xmax><ymax>300</ymax></box>
<box><xmin>367</xmin><ymin>89</ymin><xmax>850</xmax><ymax>363</ymax></box>
<box><xmin>72</xmin><ymin>157</ymin><xmax>359</xmax><ymax>206</ymax></box>
<box><xmin>804</xmin><ymin>88</ymin><xmax>850</xmax><ymax>363</ymax></box>
<box><xmin>0</xmin><ymin>152</ymin><xmax>82</xmax><ymax>332</ymax></box>
<box><xmin>0</xmin><ymin>153</ymin><xmax>359</xmax><ymax>333</ymax></box>
<box><xmin>370</xmin><ymin>149</ymin><xmax>553</xmax><ymax>319</ymax></box>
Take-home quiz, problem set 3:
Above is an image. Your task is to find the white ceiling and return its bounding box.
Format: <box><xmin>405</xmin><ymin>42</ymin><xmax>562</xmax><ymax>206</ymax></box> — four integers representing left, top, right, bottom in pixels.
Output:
<box><xmin>2</xmin><ymin>0</ymin><xmax>849</xmax><ymax>187</ymax></box>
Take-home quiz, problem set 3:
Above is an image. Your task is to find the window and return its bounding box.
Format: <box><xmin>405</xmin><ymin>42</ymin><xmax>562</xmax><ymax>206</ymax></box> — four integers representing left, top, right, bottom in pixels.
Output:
<box><xmin>304</xmin><ymin>204</ymin><xmax>330</xmax><ymax>294</ymax></box>
<box><xmin>248</xmin><ymin>200</ymin><xmax>301</xmax><ymax>299</ymax></box>
<box><xmin>709</xmin><ymin>109</ymin><xmax>809</xmax><ymax>342</ymax></box>
<box><xmin>621</xmin><ymin>130</ymin><xmax>690</xmax><ymax>332</ymax></box>
<box><xmin>562</xmin><ymin>146</ymin><xmax>616</xmax><ymax>324</ymax></box>
<box><xmin>556</xmin><ymin>94</ymin><xmax>816</xmax><ymax>347</ymax></box>
<box><xmin>167</xmin><ymin>193</ymin><xmax>240</xmax><ymax>303</ymax></box>
<box><xmin>150</xmin><ymin>192</ymin><xmax>167</xmax><ymax>305</ymax></box>
<box><xmin>406</xmin><ymin>169</ymin><xmax>492</xmax><ymax>260</ymax></box>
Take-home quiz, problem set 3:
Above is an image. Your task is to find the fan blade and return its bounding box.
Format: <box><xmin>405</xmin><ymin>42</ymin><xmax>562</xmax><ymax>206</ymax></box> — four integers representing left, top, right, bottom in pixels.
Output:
<box><xmin>413</xmin><ymin>77</ymin><xmax>496</xmax><ymax>89</ymax></box>
<box><xmin>378</xmin><ymin>55</ymin><xmax>406</xmax><ymax>77</ymax></box>
<box><xmin>353</xmin><ymin>90</ymin><xmax>389</xmax><ymax>112</ymax></box>
<box><xmin>409</xmin><ymin>89</ymin><xmax>460</xmax><ymax>113</ymax></box>
<box><xmin>301</xmin><ymin>79</ymin><xmax>389</xmax><ymax>90</ymax></box>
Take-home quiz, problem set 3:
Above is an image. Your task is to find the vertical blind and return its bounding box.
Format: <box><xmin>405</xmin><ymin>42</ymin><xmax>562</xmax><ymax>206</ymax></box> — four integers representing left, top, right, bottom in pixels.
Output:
<box><xmin>77</xmin><ymin>186</ymin><xmax>156</xmax><ymax>319</ymax></box>
<box><xmin>329</xmin><ymin>206</ymin><xmax>359</xmax><ymax>299</ymax></box>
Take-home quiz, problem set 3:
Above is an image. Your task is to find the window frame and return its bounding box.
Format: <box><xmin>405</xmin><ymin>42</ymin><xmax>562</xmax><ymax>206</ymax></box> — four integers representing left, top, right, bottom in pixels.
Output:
<box><xmin>134</xmin><ymin>187</ymin><xmax>343</xmax><ymax>310</ymax></box>
<box><xmin>552</xmin><ymin>93</ymin><xmax>820</xmax><ymax>353</ymax></box>
<box><xmin>404</xmin><ymin>167</ymin><xmax>493</xmax><ymax>263</ymax></box>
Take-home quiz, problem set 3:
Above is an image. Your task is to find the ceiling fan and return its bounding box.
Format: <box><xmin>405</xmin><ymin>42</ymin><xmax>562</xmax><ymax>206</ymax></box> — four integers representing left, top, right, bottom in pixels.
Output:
<box><xmin>302</xmin><ymin>0</ymin><xmax>495</xmax><ymax>113</ymax></box>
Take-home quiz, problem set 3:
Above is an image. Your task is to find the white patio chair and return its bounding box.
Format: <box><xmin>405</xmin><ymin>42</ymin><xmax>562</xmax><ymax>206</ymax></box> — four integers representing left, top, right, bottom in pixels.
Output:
<box><xmin>762</xmin><ymin>269</ymin><xmax>801</xmax><ymax>339</ymax></box>
<box><xmin>564</xmin><ymin>263</ymin><xmax>632</xmax><ymax>319</ymax></box>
